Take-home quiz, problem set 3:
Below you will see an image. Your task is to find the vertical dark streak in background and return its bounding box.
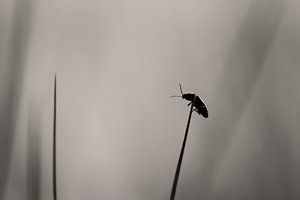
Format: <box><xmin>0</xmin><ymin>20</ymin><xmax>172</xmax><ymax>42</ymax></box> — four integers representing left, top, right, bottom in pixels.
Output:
<box><xmin>0</xmin><ymin>0</ymin><xmax>35</xmax><ymax>198</ymax></box>
<box><xmin>183</xmin><ymin>0</ymin><xmax>289</xmax><ymax>199</ymax></box>
<box><xmin>27</xmin><ymin>103</ymin><xmax>41</xmax><ymax>200</ymax></box>
<box><xmin>258</xmin><ymin>96</ymin><xmax>292</xmax><ymax>200</ymax></box>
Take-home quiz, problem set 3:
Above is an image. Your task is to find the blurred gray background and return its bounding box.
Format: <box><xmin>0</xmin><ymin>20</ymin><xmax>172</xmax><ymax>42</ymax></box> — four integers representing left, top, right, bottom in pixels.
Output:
<box><xmin>1</xmin><ymin>0</ymin><xmax>300</xmax><ymax>199</ymax></box>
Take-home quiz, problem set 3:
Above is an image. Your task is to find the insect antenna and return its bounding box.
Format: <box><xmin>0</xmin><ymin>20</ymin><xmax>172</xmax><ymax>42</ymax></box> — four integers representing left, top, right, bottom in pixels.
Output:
<box><xmin>170</xmin><ymin>83</ymin><xmax>184</xmax><ymax>98</ymax></box>
<box><xmin>179</xmin><ymin>83</ymin><xmax>183</xmax><ymax>96</ymax></box>
<box><xmin>170</xmin><ymin>95</ymin><xmax>182</xmax><ymax>98</ymax></box>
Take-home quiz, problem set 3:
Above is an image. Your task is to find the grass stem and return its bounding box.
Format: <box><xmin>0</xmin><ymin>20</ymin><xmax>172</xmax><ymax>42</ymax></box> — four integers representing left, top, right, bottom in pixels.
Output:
<box><xmin>170</xmin><ymin>96</ymin><xmax>195</xmax><ymax>200</ymax></box>
<box><xmin>53</xmin><ymin>75</ymin><xmax>57</xmax><ymax>200</ymax></box>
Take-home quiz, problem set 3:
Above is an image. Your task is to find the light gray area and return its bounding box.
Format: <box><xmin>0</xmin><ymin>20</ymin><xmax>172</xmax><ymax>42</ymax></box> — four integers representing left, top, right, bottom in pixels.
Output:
<box><xmin>1</xmin><ymin>0</ymin><xmax>300</xmax><ymax>199</ymax></box>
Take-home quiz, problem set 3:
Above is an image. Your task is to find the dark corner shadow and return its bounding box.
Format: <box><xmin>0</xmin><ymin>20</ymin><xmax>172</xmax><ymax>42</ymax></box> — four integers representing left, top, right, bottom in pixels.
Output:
<box><xmin>0</xmin><ymin>0</ymin><xmax>36</xmax><ymax>198</ymax></box>
<box><xmin>181</xmin><ymin>0</ymin><xmax>290</xmax><ymax>199</ymax></box>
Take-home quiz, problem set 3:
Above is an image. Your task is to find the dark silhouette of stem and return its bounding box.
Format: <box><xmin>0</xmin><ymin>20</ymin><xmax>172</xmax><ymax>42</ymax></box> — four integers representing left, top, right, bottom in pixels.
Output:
<box><xmin>170</xmin><ymin>96</ymin><xmax>195</xmax><ymax>200</ymax></box>
<box><xmin>53</xmin><ymin>75</ymin><xmax>57</xmax><ymax>200</ymax></box>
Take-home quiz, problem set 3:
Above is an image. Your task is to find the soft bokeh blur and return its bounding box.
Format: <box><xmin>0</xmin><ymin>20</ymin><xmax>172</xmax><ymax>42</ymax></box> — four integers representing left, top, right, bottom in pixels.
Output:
<box><xmin>1</xmin><ymin>0</ymin><xmax>300</xmax><ymax>199</ymax></box>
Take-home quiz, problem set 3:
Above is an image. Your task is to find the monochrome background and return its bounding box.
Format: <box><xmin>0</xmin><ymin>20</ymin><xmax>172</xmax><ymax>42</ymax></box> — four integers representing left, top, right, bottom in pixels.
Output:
<box><xmin>1</xmin><ymin>0</ymin><xmax>300</xmax><ymax>199</ymax></box>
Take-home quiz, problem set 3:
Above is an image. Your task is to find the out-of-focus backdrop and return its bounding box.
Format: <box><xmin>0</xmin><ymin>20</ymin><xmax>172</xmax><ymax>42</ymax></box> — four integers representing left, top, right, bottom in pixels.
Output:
<box><xmin>1</xmin><ymin>0</ymin><xmax>300</xmax><ymax>199</ymax></box>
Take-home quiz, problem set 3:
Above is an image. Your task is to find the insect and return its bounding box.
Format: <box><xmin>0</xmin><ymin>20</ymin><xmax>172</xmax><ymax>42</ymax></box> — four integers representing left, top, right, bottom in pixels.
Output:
<box><xmin>170</xmin><ymin>83</ymin><xmax>208</xmax><ymax>118</ymax></box>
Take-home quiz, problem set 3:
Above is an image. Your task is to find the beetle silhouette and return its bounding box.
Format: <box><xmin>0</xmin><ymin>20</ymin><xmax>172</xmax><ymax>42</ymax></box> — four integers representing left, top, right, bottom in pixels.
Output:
<box><xmin>170</xmin><ymin>83</ymin><xmax>208</xmax><ymax>118</ymax></box>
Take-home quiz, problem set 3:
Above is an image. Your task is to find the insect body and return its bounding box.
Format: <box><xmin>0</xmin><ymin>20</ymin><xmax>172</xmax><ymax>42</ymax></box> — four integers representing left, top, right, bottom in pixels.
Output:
<box><xmin>171</xmin><ymin>84</ymin><xmax>208</xmax><ymax>118</ymax></box>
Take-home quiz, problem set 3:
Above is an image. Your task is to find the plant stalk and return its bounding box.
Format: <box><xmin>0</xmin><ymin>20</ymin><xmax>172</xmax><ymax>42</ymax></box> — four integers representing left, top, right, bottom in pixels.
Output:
<box><xmin>53</xmin><ymin>75</ymin><xmax>57</xmax><ymax>200</ymax></box>
<box><xmin>170</xmin><ymin>96</ymin><xmax>195</xmax><ymax>200</ymax></box>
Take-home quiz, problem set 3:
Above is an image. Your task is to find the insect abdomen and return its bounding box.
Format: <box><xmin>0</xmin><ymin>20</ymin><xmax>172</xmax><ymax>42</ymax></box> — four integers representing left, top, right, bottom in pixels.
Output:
<box><xmin>197</xmin><ymin>106</ymin><xmax>208</xmax><ymax>118</ymax></box>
